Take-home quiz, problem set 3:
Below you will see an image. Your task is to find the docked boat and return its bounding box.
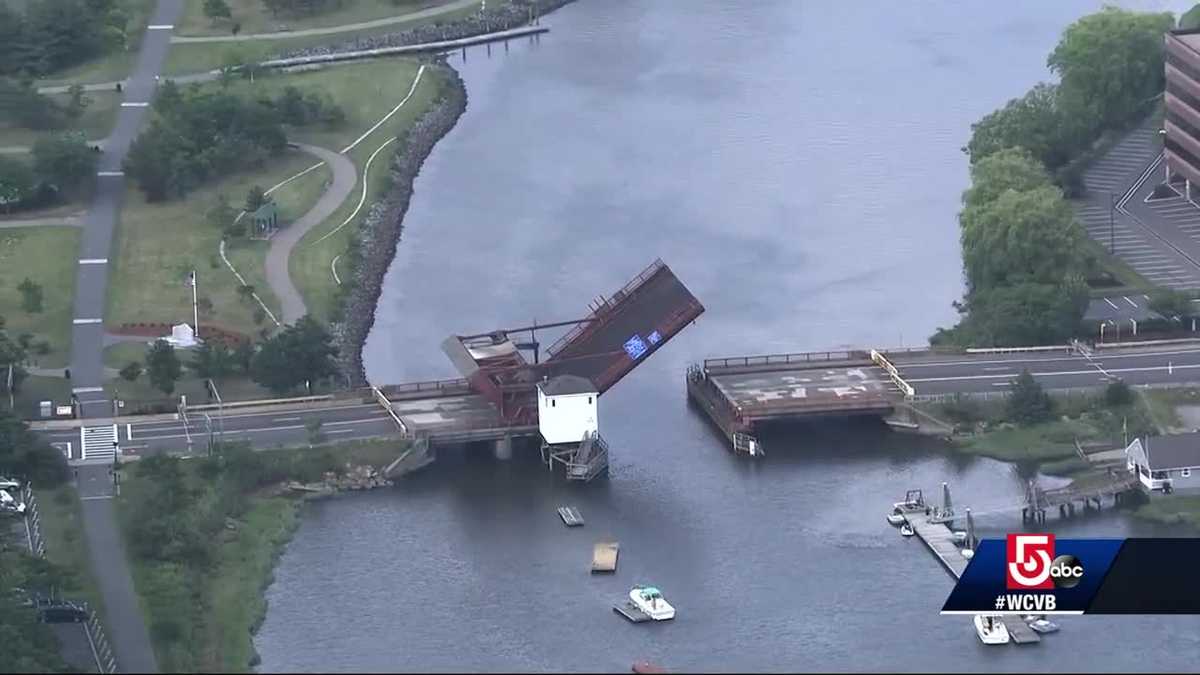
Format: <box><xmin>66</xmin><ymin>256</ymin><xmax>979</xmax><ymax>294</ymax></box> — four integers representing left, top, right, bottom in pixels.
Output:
<box><xmin>899</xmin><ymin>523</ymin><xmax>915</xmax><ymax>537</ymax></box>
<box><xmin>961</xmin><ymin>548</ymin><xmax>975</xmax><ymax>559</ymax></box>
<box><xmin>951</xmin><ymin>530</ymin><xmax>968</xmax><ymax>543</ymax></box>
<box><xmin>629</xmin><ymin>586</ymin><xmax>675</xmax><ymax>621</ymax></box>
<box><xmin>1028</xmin><ymin>618</ymin><xmax>1060</xmax><ymax>634</ymax></box>
<box><xmin>974</xmin><ymin>614</ymin><xmax>1010</xmax><ymax>645</ymax></box>
<box><xmin>886</xmin><ymin>510</ymin><xmax>905</xmax><ymax>526</ymax></box>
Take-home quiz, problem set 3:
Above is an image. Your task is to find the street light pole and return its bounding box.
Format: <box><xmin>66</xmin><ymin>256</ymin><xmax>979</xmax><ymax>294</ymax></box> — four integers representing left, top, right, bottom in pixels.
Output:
<box><xmin>189</xmin><ymin>270</ymin><xmax>199</xmax><ymax>339</ymax></box>
<box><xmin>1109</xmin><ymin>191</ymin><xmax>1116</xmax><ymax>255</ymax></box>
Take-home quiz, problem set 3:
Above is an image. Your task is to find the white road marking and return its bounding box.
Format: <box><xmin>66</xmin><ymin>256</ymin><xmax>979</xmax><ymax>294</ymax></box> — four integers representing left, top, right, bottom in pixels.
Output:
<box><xmin>97</xmin><ymin>171</ymin><xmax>124</xmax><ymax>177</ymax></box>
<box><xmin>1123</xmin><ymin>296</ymin><xmax>1138</xmax><ymax>307</ymax></box>
<box><xmin>147</xmin><ymin>24</ymin><xmax>174</xmax><ymax>29</ymax></box>
<box><xmin>1103</xmin><ymin>298</ymin><xmax>1120</xmax><ymax>310</ymax></box>
<box><xmin>120</xmin><ymin>102</ymin><xmax>150</xmax><ymax>107</ymax></box>
<box><xmin>274</xmin><ymin>417</ymin><xmax>302</xmax><ymax>422</ymax></box>
<box><xmin>80</xmin><ymin>495</ymin><xmax>114</xmax><ymax>501</ymax></box>
<box><xmin>126</xmin><ymin>424</ymin><xmax>132</xmax><ymax>440</ymax></box>
<box><xmin>79</xmin><ymin>258</ymin><xmax>108</xmax><ymax>265</ymax></box>
<box><xmin>73</xmin><ymin>318</ymin><xmax>102</xmax><ymax>324</ymax></box>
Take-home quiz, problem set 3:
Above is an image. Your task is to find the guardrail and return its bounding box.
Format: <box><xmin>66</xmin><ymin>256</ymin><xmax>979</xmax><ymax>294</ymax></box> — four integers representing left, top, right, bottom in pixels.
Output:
<box><xmin>185</xmin><ymin>393</ymin><xmax>342</xmax><ymax>413</ymax></box>
<box><xmin>1095</xmin><ymin>337</ymin><xmax>1200</xmax><ymax>349</ymax></box>
<box><xmin>703</xmin><ymin>350</ymin><xmax>869</xmax><ymax>370</ymax></box>
<box><xmin>870</xmin><ymin>349</ymin><xmax>915</xmax><ymax>397</ymax></box>
<box><xmin>963</xmin><ymin>345</ymin><xmax>1073</xmax><ymax>354</ymax></box>
<box><xmin>381</xmin><ymin>379</ymin><xmax>470</xmax><ymax>396</ymax></box>
<box><xmin>371</xmin><ymin>386</ymin><xmax>408</xmax><ymax>437</ymax></box>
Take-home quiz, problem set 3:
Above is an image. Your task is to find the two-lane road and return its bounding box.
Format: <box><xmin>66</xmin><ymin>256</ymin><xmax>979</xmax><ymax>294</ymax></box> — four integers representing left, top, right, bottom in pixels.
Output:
<box><xmin>889</xmin><ymin>346</ymin><xmax>1200</xmax><ymax>395</ymax></box>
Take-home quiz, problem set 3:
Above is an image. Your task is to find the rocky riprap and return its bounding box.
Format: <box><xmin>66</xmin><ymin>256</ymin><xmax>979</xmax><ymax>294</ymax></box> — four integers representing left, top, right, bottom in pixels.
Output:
<box><xmin>286</xmin><ymin>464</ymin><xmax>394</xmax><ymax>496</ymax></box>
<box><xmin>331</xmin><ymin>61</ymin><xmax>467</xmax><ymax>385</ymax></box>
<box><xmin>277</xmin><ymin>0</ymin><xmax>578</xmax><ymax>62</ymax></box>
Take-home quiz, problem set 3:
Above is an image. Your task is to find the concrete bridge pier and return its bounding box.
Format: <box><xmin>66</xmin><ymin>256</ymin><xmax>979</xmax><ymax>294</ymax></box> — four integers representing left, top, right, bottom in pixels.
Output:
<box><xmin>494</xmin><ymin>434</ymin><xmax>513</xmax><ymax>460</ymax></box>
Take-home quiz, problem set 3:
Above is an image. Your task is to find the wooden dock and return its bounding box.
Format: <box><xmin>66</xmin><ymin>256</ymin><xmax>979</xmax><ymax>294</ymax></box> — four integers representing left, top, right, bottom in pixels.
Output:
<box><xmin>900</xmin><ymin>509</ymin><xmax>1041</xmax><ymax>645</ymax></box>
<box><xmin>592</xmin><ymin>541</ymin><xmax>619</xmax><ymax>573</ymax></box>
<box><xmin>613</xmin><ymin>600</ymin><xmax>651</xmax><ymax>623</ymax></box>
<box><xmin>557</xmin><ymin>506</ymin><xmax>584</xmax><ymax>527</ymax></box>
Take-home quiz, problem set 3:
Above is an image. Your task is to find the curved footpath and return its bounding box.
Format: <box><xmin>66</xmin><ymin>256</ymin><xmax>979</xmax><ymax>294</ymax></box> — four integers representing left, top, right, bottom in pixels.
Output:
<box><xmin>266</xmin><ymin>143</ymin><xmax>357</xmax><ymax>324</ymax></box>
<box><xmin>171</xmin><ymin>0</ymin><xmax>481</xmax><ymax>43</ymax></box>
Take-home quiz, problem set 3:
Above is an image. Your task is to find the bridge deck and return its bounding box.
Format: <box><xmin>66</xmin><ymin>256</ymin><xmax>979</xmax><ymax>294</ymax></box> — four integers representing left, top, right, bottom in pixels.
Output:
<box><xmin>388</xmin><ymin>393</ymin><xmax>538</xmax><ymax>444</ymax></box>
<box><xmin>708</xmin><ymin>365</ymin><xmax>897</xmax><ymax>420</ymax></box>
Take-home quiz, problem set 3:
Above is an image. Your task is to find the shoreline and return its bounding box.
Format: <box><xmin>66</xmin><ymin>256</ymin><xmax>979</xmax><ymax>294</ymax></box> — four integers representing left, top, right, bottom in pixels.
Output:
<box><xmin>325</xmin><ymin>0</ymin><xmax>579</xmax><ymax>385</ymax></box>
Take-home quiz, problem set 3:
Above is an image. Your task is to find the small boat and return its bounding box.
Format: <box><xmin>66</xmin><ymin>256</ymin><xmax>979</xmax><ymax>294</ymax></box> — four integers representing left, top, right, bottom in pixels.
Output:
<box><xmin>1028</xmin><ymin>618</ymin><xmax>1060</xmax><ymax>634</ymax></box>
<box><xmin>974</xmin><ymin>614</ymin><xmax>1010</xmax><ymax>645</ymax></box>
<box><xmin>1021</xmin><ymin>614</ymin><xmax>1044</xmax><ymax>623</ymax></box>
<box><xmin>629</xmin><ymin>586</ymin><xmax>675</xmax><ymax>621</ymax></box>
<box><xmin>951</xmin><ymin>530</ymin><xmax>968</xmax><ymax>543</ymax></box>
<box><xmin>899</xmin><ymin>523</ymin><xmax>915</xmax><ymax>537</ymax></box>
<box><xmin>632</xmin><ymin>661</ymin><xmax>667</xmax><ymax>674</ymax></box>
<box><xmin>886</xmin><ymin>511</ymin><xmax>905</xmax><ymax>526</ymax></box>
<box><xmin>961</xmin><ymin>548</ymin><xmax>975</xmax><ymax>559</ymax></box>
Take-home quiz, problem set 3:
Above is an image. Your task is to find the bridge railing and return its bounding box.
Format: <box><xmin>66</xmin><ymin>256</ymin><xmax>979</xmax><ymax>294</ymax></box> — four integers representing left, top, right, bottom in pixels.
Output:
<box><xmin>703</xmin><ymin>350</ymin><xmax>870</xmax><ymax>370</ymax></box>
<box><xmin>870</xmin><ymin>349</ymin><xmax>915</xmax><ymax>398</ymax></box>
<box><xmin>380</xmin><ymin>378</ymin><xmax>471</xmax><ymax>397</ymax></box>
<box><xmin>545</xmin><ymin>258</ymin><xmax>667</xmax><ymax>360</ymax></box>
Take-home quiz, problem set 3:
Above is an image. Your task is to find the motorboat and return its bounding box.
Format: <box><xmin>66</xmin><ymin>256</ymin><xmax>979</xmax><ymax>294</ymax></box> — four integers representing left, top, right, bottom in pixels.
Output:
<box><xmin>899</xmin><ymin>523</ymin><xmax>915</xmax><ymax>537</ymax></box>
<box><xmin>1021</xmin><ymin>614</ymin><xmax>1044</xmax><ymax>623</ymax></box>
<box><xmin>961</xmin><ymin>548</ymin><xmax>975</xmax><ymax>559</ymax></box>
<box><xmin>1028</xmin><ymin>618</ymin><xmax>1060</xmax><ymax>634</ymax></box>
<box><xmin>974</xmin><ymin>614</ymin><xmax>1010</xmax><ymax>645</ymax></box>
<box><xmin>892</xmin><ymin>489</ymin><xmax>927</xmax><ymax>513</ymax></box>
<box><xmin>951</xmin><ymin>530</ymin><xmax>968</xmax><ymax>543</ymax></box>
<box><xmin>886</xmin><ymin>510</ymin><xmax>906</xmax><ymax>526</ymax></box>
<box><xmin>629</xmin><ymin>586</ymin><xmax>675</xmax><ymax>621</ymax></box>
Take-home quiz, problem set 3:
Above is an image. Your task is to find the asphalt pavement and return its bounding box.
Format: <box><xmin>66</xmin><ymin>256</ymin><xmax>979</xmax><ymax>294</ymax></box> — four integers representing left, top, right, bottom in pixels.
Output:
<box><xmin>63</xmin><ymin>4</ymin><xmax>185</xmax><ymax>673</ymax></box>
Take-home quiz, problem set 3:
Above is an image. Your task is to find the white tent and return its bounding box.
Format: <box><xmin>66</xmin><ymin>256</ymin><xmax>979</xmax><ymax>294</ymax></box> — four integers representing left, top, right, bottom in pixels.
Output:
<box><xmin>161</xmin><ymin>323</ymin><xmax>199</xmax><ymax>349</ymax></box>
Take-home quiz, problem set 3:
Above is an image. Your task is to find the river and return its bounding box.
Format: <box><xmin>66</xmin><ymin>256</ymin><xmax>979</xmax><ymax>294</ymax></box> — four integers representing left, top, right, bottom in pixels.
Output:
<box><xmin>256</xmin><ymin>1</ymin><xmax>1200</xmax><ymax>671</ymax></box>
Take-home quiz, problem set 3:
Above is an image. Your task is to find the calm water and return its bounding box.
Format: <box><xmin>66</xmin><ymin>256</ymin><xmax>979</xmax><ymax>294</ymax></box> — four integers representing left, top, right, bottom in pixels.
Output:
<box><xmin>257</xmin><ymin>1</ymin><xmax>1200</xmax><ymax>671</ymax></box>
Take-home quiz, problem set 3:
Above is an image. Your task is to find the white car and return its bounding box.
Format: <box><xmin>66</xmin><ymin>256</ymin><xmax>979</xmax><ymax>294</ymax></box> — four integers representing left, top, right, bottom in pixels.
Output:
<box><xmin>0</xmin><ymin>489</ymin><xmax>26</xmax><ymax>515</ymax></box>
<box><xmin>0</xmin><ymin>477</ymin><xmax>20</xmax><ymax>491</ymax></box>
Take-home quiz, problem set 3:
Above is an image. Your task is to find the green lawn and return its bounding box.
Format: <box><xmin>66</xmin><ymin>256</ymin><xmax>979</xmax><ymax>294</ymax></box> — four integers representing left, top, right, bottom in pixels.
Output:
<box><xmin>32</xmin><ymin>0</ymin><xmax>156</xmax><ymax>89</ymax></box>
<box><xmin>33</xmin><ymin>485</ymin><xmax>107</xmax><ymax>619</ymax></box>
<box><xmin>162</xmin><ymin>2</ymin><xmax>481</xmax><ymax>77</ymax></box>
<box><xmin>286</xmin><ymin>60</ymin><xmax>443</xmax><ymax>321</ymax></box>
<box><xmin>1135</xmin><ymin>495</ymin><xmax>1200</xmax><ymax>529</ymax></box>
<box><xmin>176</xmin><ymin>0</ymin><xmax>446</xmax><ymax>37</ymax></box>
<box><xmin>1084</xmin><ymin>238</ymin><xmax>1154</xmax><ymax>295</ymax></box>
<box><xmin>0</xmin><ymin>227</ymin><xmax>80</xmax><ymax>369</ymax></box>
<box><xmin>10</xmin><ymin>375</ymin><xmax>71</xmax><ymax>418</ymax></box>
<box><xmin>0</xmin><ymin>91</ymin><xmax>120</xmax><ymax>149</ymax></box>
<box><xmin>106</xmin><ymin>150</ymin><xmax>328</xmax><ymax>336</ymax></box>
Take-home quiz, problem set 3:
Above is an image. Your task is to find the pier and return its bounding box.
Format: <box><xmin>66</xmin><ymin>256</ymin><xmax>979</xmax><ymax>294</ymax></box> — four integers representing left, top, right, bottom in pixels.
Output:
<box><xmin>1022</xmin><ymin>472</ymin><xmax>1141</xmax><ymax>524</ymax></box>
<box><xmin>895</xmin><ymin>487</ymin><xmax>1040</xmax><ymax>645</ymax></box>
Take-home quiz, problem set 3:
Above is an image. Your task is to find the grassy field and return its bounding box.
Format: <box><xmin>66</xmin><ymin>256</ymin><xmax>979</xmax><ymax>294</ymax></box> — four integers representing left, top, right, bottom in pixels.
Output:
<box><xmin>32</xmin><ymin>485</ymin><xmax>107</xmax><ymax>618</ymax></box>
<box><xmin>0</xmin><ymin>227</ymin><xmax>81</xmax><ymax>369</ymax></box>
<box><xmin>105</xmin><ymin>150</ymin><xmax>328</xmax><ymax>336</ymax></box>
<box><xmin>162</xmin><ymin>2</ymin><xmax>481</xmax><ymax>76</ymax></box>
<box><xmin>287</xmin><ymin>60</ymin><xmax>442</xmax><ymax>321</ymax></box>
<box><xmin>32</xmin><ymin>0</ymin><xmax>155</xmax><ymax>89</ymax></box>
<box><xmin>0</xmin><ymin>91</ymin><xmax>120</xmax><ymax>149</ymax></box>
<box><xmin>118</xmin><ymin>439</ymin><xmax>411</xmax><ymax>672</ymax></box>
<box><xmin>176</xmin><ymin>0</ymin><xmax>446</xmax><ymax>37</ymax></box>
<box><xmin>1134</xmin><ymin>495</ymin><xmax>1200</xmax><ymax>529</ymax></box>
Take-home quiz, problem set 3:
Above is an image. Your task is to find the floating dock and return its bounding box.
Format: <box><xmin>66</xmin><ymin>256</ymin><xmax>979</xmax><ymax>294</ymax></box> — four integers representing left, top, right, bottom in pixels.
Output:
<box><xmin>592</xmin><ymin>541</ymin><xmax>619</xmax><ymax>573</ymax></box>
<box><xmin>898</xmin><ymin>494</ymin><xmax>1041</xmax><ymax>646</ymax></box>
<box><xmin>613</xmin><ymin>600</ymin><xmax>651</xmax><ymax>623</ymax></box>
<box><xmin>557</xmin><ymin>506</ymin><xmax>584</xmax><ymax>527</ymax></box>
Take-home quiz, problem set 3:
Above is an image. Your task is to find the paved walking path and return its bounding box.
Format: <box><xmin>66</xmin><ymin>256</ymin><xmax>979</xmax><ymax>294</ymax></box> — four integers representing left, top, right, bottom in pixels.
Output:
<box><xmin>265</xmin><ymin>143</ymin><xmax>357</xmax><ymax>324</ymax></box>
<box><xmin>0</xmin><ymin>215</ymin><xmax>83</xmax><ymax>228</ymax></box>
<box><xmin>171</xmin><ymin>0</ymin><xmax>480</xmax><ymax>43</ymax></box>
<box><xmin>66</xmin><ymin>2</ymin><xmax>185</xmax><ymax>673</ymax></box>
<box><xmin>0</xmin><ymin>140</ymin><xmax>104</xmax><ymax>155</ymax></box>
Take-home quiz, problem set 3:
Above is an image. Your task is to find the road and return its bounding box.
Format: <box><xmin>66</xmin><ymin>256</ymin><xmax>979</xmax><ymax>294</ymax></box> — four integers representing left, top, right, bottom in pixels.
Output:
<box><xmin>38</xmin><ymin>401</ymin><xmax>400</xmax><ymax>458</ymax></box>
<box><xmin>889</xmin><ymin>345</ymin><xmax>1200</xmax><ymax>396</ymax></box>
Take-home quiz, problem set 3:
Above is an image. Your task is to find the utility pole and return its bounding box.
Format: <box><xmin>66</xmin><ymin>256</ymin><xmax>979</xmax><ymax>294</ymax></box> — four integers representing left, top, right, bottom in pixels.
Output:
<box><xmin>189</xmin><ymin>270</ymin><xmax>199</xmax><ymax>339</ymax></box>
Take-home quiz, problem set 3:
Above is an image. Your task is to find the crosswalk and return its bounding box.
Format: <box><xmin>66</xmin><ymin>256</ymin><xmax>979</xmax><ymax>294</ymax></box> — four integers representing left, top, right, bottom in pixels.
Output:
<box><xmin>1073</xmin><ymin>119</ymin><xmax>1200</xmax><ymax>290</ymax></box>
<box><xmin>79</xmin><ymin>425</ymin><xmax>119</xmax><ymax>462</ymax></box>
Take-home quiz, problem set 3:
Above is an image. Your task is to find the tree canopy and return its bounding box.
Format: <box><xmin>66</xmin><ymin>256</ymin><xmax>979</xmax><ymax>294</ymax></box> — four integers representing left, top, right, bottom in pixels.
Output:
<box><xmin>961</xmin><ymin>147</ymin><xmax>1053</xmax><ymax>208</ymax></box>
<box><xmin>0</xmin><ymin>0</ymin><xmax>131</xmax><ymax>78</ymax></box>
<box><xmin>1006</xmin><ymin>369</ymin><xmax>1055</xmax><ymax>426</ymax></box>
<box><xmin>31</xmin><ymin>132</ymin><xmax>96</xmax><ymax>196</ymax></box>
<box><xmin>1048</xmin><ymin>7</ymin><xmax>1174</xmax><ymax>135</ymax></box>
<box><xmin>146</xmin><ymin>340</ymin><xmax>183</xmax><ymax>396</ymax></box>
<box><xmin>965</xmin><ymin>83</ymin><xmax>1080</xmax><ymax>169</ymax></box>
<box><xmin>250</xmin><ymin>316</ymin><xmax>339</xmax><ymax>395</ymax></box>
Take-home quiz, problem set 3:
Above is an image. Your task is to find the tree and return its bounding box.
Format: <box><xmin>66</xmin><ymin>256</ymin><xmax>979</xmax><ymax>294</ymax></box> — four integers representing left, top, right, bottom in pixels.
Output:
<box><xmin>959</xmin><ymin>184</ymin><xmax>1087</xmax><ymax>293</ymax></box>
<box><xmin>1182</xmin><ymin>3</ymin><xmax>1200</xmax><ymax>30</ymax></box>
<box><xmin>0</xmin><ymin>405</ymin><xmax>67</xmax><ymax>486</ymax></box>
<box><xmin>17</xmin><ymin>278</ymin><xmax>43</xmax><ymax>314</ymax></box>
<box><xmin>965</xmin><ymin>83</ymin><xmax>1081</xmax><ymax>169</ymax></box>
<box><xmin>65</xmin><ymin>83</ymin><xmax>90</xmax><ymax>120</ymax></box>
<box><xmin>1105</xmin><ymin>379</ymin><xmax>1134</xmax><ymax>407</ymax></box>
<box><xmin>0</xmin><ymin>156</ymin><xmax>37</xmax><ymax>213</ymax></box>
<box><xmin>145</xmin><ymin>339</ymin><xmax>183</xmax><ymax>395</ymax></box>
<box><xmin>933</xmin><ymin>278</ymin><xmax>1089</xmax><ymax>348</ymax></box>
<box><xmin>31</xmin><ymin>132</ymin><xmax>96</xmax><ymax>194</ymax></box>
<box><xmin>250</xmin><ymin>316</ymin><xmax>338</xmax><ymax>395</ymax></box>
<box><xmin>1149</xmin><ymin>289</ymin><xmax>1194</xmax><ymax>319</ymax></box>
<box><xmin>119</xmin><ymin>361</ymin><xmax>143</xmax><ymax>382</ymax></box>
<box><xmin>1006</xmin><ymin>369</ymin><xmax>1054</xmax><ymax>426</ymax></box>
<box><xmin>961</xmin><ymin>147</ymin><xmax>1052</xmax><ymax>209</ymax></box>
<box><xmin>204</xmin><ymin>0</ymin><xmax>232</xmax><ymax>22</ymax></box>
<box><xmin>191</xmin><ymin>342</ymin><xmax>233</xmax><ymax>379</ymax></box>
<box><xmin>232</xmin><ymin>341</ymin><xmax>255</xmax><ymax>374</ymax></box>
<box><xmin>1049</xmin><ymin>7</ymin><xmax>1175</xmax><ymax>135</ymax></box>
<box><xmin>245</xmin><ymin>185</ymin><xmax>268</xmax><ymax>212</ymax></box>
<box><xmin>206</xmin><ymin>193</ymin><xmax>238</xmax><ymax>230</ymax></box>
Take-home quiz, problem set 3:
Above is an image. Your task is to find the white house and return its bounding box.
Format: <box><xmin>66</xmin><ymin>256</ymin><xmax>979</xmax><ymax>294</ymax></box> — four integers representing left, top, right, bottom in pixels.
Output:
<box><xmin>1125</xmin><ymin>433</ymin><xmax>1200</xmax><ymax>494</ymax></box>
<box><xmin>536</xmin><ymin>375</ymin><xmax>598</xmax><ymax>446</ymax></box>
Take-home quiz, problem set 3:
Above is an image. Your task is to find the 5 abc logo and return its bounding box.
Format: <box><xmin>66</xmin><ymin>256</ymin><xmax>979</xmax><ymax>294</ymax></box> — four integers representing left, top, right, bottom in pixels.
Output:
<box><xmin>1006</xmin><ymin>534</ymin><xmax>1084</xmax><ymax>590</ymax></box>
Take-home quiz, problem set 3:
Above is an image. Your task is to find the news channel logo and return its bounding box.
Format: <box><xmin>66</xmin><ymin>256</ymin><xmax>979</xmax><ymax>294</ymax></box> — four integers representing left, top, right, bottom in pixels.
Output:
<box><xmin>1006</xmin><ymin>533</ymin><xmax>1084</xmax><ymax>590</ymax></box>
